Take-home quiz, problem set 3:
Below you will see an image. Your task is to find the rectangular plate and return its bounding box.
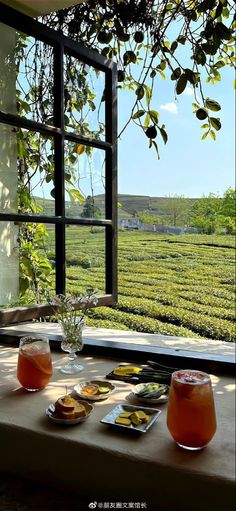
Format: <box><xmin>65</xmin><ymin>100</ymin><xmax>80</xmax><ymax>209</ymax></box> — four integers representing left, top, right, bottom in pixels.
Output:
<box><xmin>100</xmin><ymin>404</ymin><xmax>161</xmax><ymax>433</ymax></box>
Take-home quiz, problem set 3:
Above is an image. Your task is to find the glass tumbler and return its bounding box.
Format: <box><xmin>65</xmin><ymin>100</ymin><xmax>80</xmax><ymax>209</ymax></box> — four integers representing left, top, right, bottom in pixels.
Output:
<box><xmin>17</xmin><ymin>336</ymin><xmax>53</xmax><ymax>391</ymax></box>
<box><xmin>167</xmin><ymin>369</ymin><xmax>217</xmax><ymax>450</ymax></box>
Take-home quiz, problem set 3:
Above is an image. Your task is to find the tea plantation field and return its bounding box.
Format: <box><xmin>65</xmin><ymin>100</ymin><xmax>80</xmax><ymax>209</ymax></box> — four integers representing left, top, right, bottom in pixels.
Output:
<box><xmin>61</xmin><ymin>227</ymin><xmax>235</xmax><ymax>342</ymax></box>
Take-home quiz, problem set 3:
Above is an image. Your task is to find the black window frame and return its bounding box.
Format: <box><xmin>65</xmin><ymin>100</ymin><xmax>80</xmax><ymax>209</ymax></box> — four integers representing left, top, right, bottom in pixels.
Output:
<box><xmin>0</xmin><ymin>2</ymin><xmax>117</xmax><ymax>325</ymax></box>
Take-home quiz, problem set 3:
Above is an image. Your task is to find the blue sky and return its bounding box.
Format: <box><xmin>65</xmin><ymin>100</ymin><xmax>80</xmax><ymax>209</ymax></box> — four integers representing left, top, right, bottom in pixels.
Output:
<box><xmin>118</xmin><ymin>63</ymin><xmax>235</xmax><ymax>198</ymax></box>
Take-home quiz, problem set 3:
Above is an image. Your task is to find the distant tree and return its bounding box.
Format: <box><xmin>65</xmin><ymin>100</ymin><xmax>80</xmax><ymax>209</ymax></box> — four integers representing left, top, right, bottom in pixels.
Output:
<box><xmin>160</xmin><ymin>195</ymin><xmax>191</xmax><ymax>226</ymax></box>
<box><xmin>138</xmin><ymin>211</ymin><xmax>161</xmax><ymax>225</ymax></box>
<box><xmin>190</xmin><ymin>193</ymin><xmax>222</xmax><ymax>233</ymax></box>
<box><xmin>81</xmin><ymin>195</ymin><xmax>101</xmax><ymax>219</ymax></box>
<box><xmin>221</xmin><ymin>187</ymin><xmax>236</xmax><ymax>218</ymax></box>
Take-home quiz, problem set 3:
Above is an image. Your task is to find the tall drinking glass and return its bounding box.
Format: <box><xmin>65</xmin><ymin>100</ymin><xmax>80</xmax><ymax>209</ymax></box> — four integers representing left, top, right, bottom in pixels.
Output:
<box><xmin>17</xmin><ymin>336</ymin><xmax>53</xmax><ymax>391</ymax></box>
<box><xmin>167</xmin><ymin>369</ymin><xmax>216</xmax><ymax>450</ymax></box>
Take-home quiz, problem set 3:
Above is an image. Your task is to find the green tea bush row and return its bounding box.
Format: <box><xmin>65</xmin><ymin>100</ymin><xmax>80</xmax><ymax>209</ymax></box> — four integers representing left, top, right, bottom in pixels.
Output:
<box><xmin>88</xmin><ymin>307</ymin><xmax>203</xmax><ymax>339</ymax></box>
<box><xmin>118</xmin><ymin>286</ymin><xmax>235</xmax><ymax>321</ymax></box>
<box><xmin>115</xmin><ymin>297</ymin><xmax>235</xmax><ymax>342</ymax></box>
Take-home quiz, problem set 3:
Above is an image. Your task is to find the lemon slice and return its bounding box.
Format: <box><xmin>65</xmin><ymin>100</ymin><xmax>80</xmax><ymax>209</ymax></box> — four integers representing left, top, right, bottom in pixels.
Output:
<box><xmin>113</xmin><ymin>366</ymin><xmax>142</xmax><ymax>376</ymax></box>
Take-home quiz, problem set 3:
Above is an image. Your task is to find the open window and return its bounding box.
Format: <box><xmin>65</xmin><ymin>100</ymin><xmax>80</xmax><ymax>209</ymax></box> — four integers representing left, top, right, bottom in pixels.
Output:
<box><xmin>0</xmin><ymin>3</ymin><xmax>117</xmax><ymax>325</ymax></box>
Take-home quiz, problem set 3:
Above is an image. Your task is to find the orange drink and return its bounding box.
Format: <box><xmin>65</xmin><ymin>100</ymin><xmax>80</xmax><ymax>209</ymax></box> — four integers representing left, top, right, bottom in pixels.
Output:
<box><xmin>167</xmin><ymin>370</ymin><xmax>216</xmax><ymax>450</ymax></box>
<box><xmin>17</xmin><ymin>336</ymin><xmax>53</xmax><ymax>391</ymax></box>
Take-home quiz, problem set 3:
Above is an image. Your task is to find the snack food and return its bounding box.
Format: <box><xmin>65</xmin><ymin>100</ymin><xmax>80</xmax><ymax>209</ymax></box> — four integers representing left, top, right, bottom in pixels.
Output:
<box><xmin>54</xmin><ymin>395</ymin><xmax>86</xmax><ymax>419</ymax></box>
<box><xmin>115</xmin><ymin>409</ymin><xmax>150</xmax><ymax>427</ymax></box>
<box><xmin>80</xmin><ymin>383</ymin><xmax>111</xmax><ymax>397</ymax></box>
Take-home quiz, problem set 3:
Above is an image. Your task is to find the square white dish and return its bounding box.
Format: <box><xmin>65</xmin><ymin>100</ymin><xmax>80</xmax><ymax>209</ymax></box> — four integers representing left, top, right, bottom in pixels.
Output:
<box><xmin>100</xmin><ymin>404</ymin><xmax>161</xmax><ymax>433</ymax></box>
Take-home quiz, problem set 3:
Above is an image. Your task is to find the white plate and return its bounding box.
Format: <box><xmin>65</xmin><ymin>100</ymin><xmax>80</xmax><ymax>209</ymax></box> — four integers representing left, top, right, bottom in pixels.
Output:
<box><xmin>46</xmin><ymin>399</ymin><xmax>93</xmax><ymax>425</ymax></box>
<box><xmin>132</xmin><ymin>383</ymin><xmax>169</xmax><ymax>405</ymax></box>
<box><xmin>74</xmin><ymin>380</ymin><xmax>116</xmax><ymax>401</ymax></box>
<box><xmin>100</xmin><ymin>404</ymin><xmax>161</xmax><ymax>433</ymax></box>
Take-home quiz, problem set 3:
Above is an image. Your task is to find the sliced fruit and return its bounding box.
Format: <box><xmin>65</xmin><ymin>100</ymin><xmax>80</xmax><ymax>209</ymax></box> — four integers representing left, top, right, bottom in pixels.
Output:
<box><xmin>98</xmin><ymin>386</ymin><xmax>110</xmax><ymax>394</ymax></box>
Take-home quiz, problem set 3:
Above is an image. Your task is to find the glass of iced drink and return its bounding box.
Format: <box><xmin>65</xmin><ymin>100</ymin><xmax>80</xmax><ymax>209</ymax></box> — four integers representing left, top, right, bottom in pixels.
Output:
<box><xmin>17</xmin><ymin>336</ymin><xmax>53</xmax><ymax>391</ymax></box>
<box><xmin>167</xmin><ymin>369</ymin><xmax>216</xmax><ymax>450</ymax></box>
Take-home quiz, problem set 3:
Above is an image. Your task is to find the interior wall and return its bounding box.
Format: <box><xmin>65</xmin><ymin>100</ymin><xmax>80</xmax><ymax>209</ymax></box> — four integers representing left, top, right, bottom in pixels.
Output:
<box><xmin>0</xmin><ymin>22</ymin><xmax>19</xmax><ymax>306</ymax></box>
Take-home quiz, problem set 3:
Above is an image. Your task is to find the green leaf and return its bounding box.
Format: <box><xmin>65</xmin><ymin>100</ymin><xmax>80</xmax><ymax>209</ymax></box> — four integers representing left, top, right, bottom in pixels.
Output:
<box><xmin>201</xmin><ymin>124</ymin><xmax>209</xmax><ymax>129</ymax></box>
<box><xmin>159</xmin><ymin>60</ymin><xmax>167</xmax><ymax>71</ymax></box>
<box><xmin>171</xmin><ymin>67</ymin><xmax>181</xmax><ymax>81</ymax></box>
<box><xmin>210</xmin><ymin>130</ymin><xmax>216</xmax><ymax>140</ymax></box>
<box><xmin>210</xmin><ymin>117</ymin><xmax>221</xmax><ymax>130</ymax></box>
<box><xmin>144</xmin><ymin>114</ymin><xmax>150</xmax><ymax>128</ymax></box>
<box><xmin>132</xmin><ymin>110</ymin><xmax>145</xmax><ymax>120</ymax></box>
<box><xmin>145</xmin><ymin>85</ymin><xmax>152</xmax><ymax>106</ymax></box>
<box><xmin>123</xmin><ymin>50</ymin><xmax>137</xmax><ymax>66</ymax></box>
<box><xmin>170</xmin><ymin>41</ymin><xmax>178</xmax><ymax>53</ymax></box>
<box><xmin>159</xmin><ymin>128</ymin><xmax>168</xmax><ymax>145</ymax></box>
<box><xmin>201</xmin><ymin>131</ymin><xmax>209</xmax><ymax>141</ymax></box>
<box><xmin>68</xmin><ymin>189</ymin><xmax>85</xmax><ymax>204</ymax></box>
<box><xmin>202</xmin><ymin>42</ymin><xmax>218</xmax><ymax>55</ymax></box>
<box><xmin>176</xmin><ymin>74</ymin><xmax>187</xmax><ymax>95</ymax></box>
<box><xmin>152</xmin><ymin>140</ymin><xmax>160</xmax><ymax>160</ymax></box>
<box><xmin>215</xmin><ymin>22</ymin><xmax>232</xmax><ymax>41</ymax></box>
<box><xmin>135</xmin><ymin>85</ymin><xmax>145</xmax><ymax>100</ymax></box>
<box><xmin>205</xmin><ymin>98</ymin><xmax>221</xmax><ymax>111</ymax></box>
<box><xmin>177</xmin><ymin>36</ymin><xmax>186</xmax><ymax>45</ymax></box>
<box><xmin>193</xmin><ymin>47</ymin><xmax>207</xmax><ymax>65</ymax></box>
<box><xmin>149</xmin><ymin>110</ymin><xmax>159</xmax><ymax>124</ymax></box>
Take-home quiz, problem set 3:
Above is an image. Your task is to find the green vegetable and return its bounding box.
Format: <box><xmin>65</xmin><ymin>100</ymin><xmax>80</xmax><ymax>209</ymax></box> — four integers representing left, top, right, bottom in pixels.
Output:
<box><xmin>98</xmin><ymin>386</ymin><xmax>110</xmax><ymax>394</ymax></box>
<box><xmin>137</xmin><ymin>383</ymin><xmax>169</xmax><ymax>399</ymax></box>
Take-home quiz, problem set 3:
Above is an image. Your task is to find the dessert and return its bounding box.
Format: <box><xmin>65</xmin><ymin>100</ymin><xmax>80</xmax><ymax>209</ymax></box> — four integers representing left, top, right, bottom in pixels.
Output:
<box><xmin>54</xmin><ymin>395</ymin><xmax>86</xmax><ymax>419</ymax></box>
<box><xmin>115</xmin><ymin>409</ymin><xmax>150</xmax><ymax>427</ymax></box>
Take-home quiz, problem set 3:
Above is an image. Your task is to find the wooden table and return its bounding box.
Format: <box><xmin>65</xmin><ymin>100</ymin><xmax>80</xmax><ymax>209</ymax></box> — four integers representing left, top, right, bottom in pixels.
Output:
<box><xmin>0</xmin><ymin>345</ymin><xmax>235</xmax><ymax>511</ymax></box>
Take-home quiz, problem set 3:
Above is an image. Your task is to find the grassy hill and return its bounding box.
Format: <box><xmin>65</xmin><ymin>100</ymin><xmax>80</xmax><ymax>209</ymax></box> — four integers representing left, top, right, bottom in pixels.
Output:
<box><xmin>34</xmin><ymin>193</ymin><xmax>197</xmax><ymax>222</ymax></box>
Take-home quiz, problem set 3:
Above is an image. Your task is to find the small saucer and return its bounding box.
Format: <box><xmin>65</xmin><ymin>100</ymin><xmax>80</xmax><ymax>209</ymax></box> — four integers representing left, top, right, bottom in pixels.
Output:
<box><xmin>74</xmin><ymin>380</ymin><xmax>116</xmax><ymax>401</ymax></box>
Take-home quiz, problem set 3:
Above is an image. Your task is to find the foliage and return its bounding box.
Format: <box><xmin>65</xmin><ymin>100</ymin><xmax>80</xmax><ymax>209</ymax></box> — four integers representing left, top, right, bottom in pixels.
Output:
<box><xmin>158</xmin><ymin>195</ymin><xmax>191</xmax><ymax>226</ymax></box>
<box><xmin>81</xmin><ymin>195</ymin><xmax>102</xmax><ymax>218</ymax></box>
<box><xmin>190</xmin><ymin>188</ymin><xmax>236</xmax><ymax>233</ymax></box>
<box><xmin>49</xmin><ymin>287</ymin><xmax>98</xmax><ymax>323</ymax></box>
<box><xmin>43</xmin><ymin>0</ymin><xmax>236</xmax><ymax>154</ymax></box>
<box><xmin>18</xmin><ymin>222</ymin><xmax>53</xmax><ymax>304</ymax></box>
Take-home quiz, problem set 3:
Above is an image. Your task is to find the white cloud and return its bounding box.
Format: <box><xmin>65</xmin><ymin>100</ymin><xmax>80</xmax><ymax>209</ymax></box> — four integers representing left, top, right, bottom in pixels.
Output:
<box><xmin>184</xmin><ymin>86</ymin><xmax>199</xmax><ymax>101</ymax></box>
<box><xmin>160</xmin><ymin>102</ymin><xmax>178</xmax><ymax>114</ymax></box>
<box><xmin>184</xmin><ymin>85</ymin><xmax>195</xmax><ymax>96</ymax></box>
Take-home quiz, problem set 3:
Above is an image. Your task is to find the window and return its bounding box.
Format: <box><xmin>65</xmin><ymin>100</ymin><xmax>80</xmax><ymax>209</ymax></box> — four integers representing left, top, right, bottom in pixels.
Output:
<box><xmin>0</xmin><ymin>3</ymin><xmax>117</xmax><ymax>325</ymax></box>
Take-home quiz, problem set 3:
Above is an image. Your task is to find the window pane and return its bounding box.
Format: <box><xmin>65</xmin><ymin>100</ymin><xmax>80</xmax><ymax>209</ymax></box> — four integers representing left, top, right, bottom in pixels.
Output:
<box><xmin>64</xmin><ymin>141</ymin><xmax>105</xmax><ymax>219</ymax></box>
<box><xmin>0</xmin><ymin>221</ymin><xmax>55</xmax><ymax>307</ymax></box>
<box><xmin>64</xmin><ymin>55</ymin><xmax>105</xmax><ymax>140</ymax></box>
<box><xmin>0</xmin><ymin>23</ymin><xmax>54</xmax><ymax>125</ymax></box>
<box><xmin>0</xmin><ymin>123</ymin><xmax>55</xmax><ymax>215</ymax></box>
<box><xmin>66</xmin><ymin>225</ymin><xmax>105</xmax><ymax>295</ymax></box>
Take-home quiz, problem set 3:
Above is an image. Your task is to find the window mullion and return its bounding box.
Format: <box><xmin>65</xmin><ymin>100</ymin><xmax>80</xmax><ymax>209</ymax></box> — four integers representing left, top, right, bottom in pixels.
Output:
<box><xmin>105</xmin><ymin>66</ymin><xmax>118</xmax><ymax>301</ymax></box>
<box><xmin>54</xmin><ymin>43</ymin><xmax>65</xmax><ymax>294</ymax></box>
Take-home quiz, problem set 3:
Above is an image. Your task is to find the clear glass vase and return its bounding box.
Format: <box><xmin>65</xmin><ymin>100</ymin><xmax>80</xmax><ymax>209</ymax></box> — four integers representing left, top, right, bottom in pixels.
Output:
<box><xmin>60</xmin><ymin>318</ymin><xmax>85</xmax><ymax>375</ymax></box>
